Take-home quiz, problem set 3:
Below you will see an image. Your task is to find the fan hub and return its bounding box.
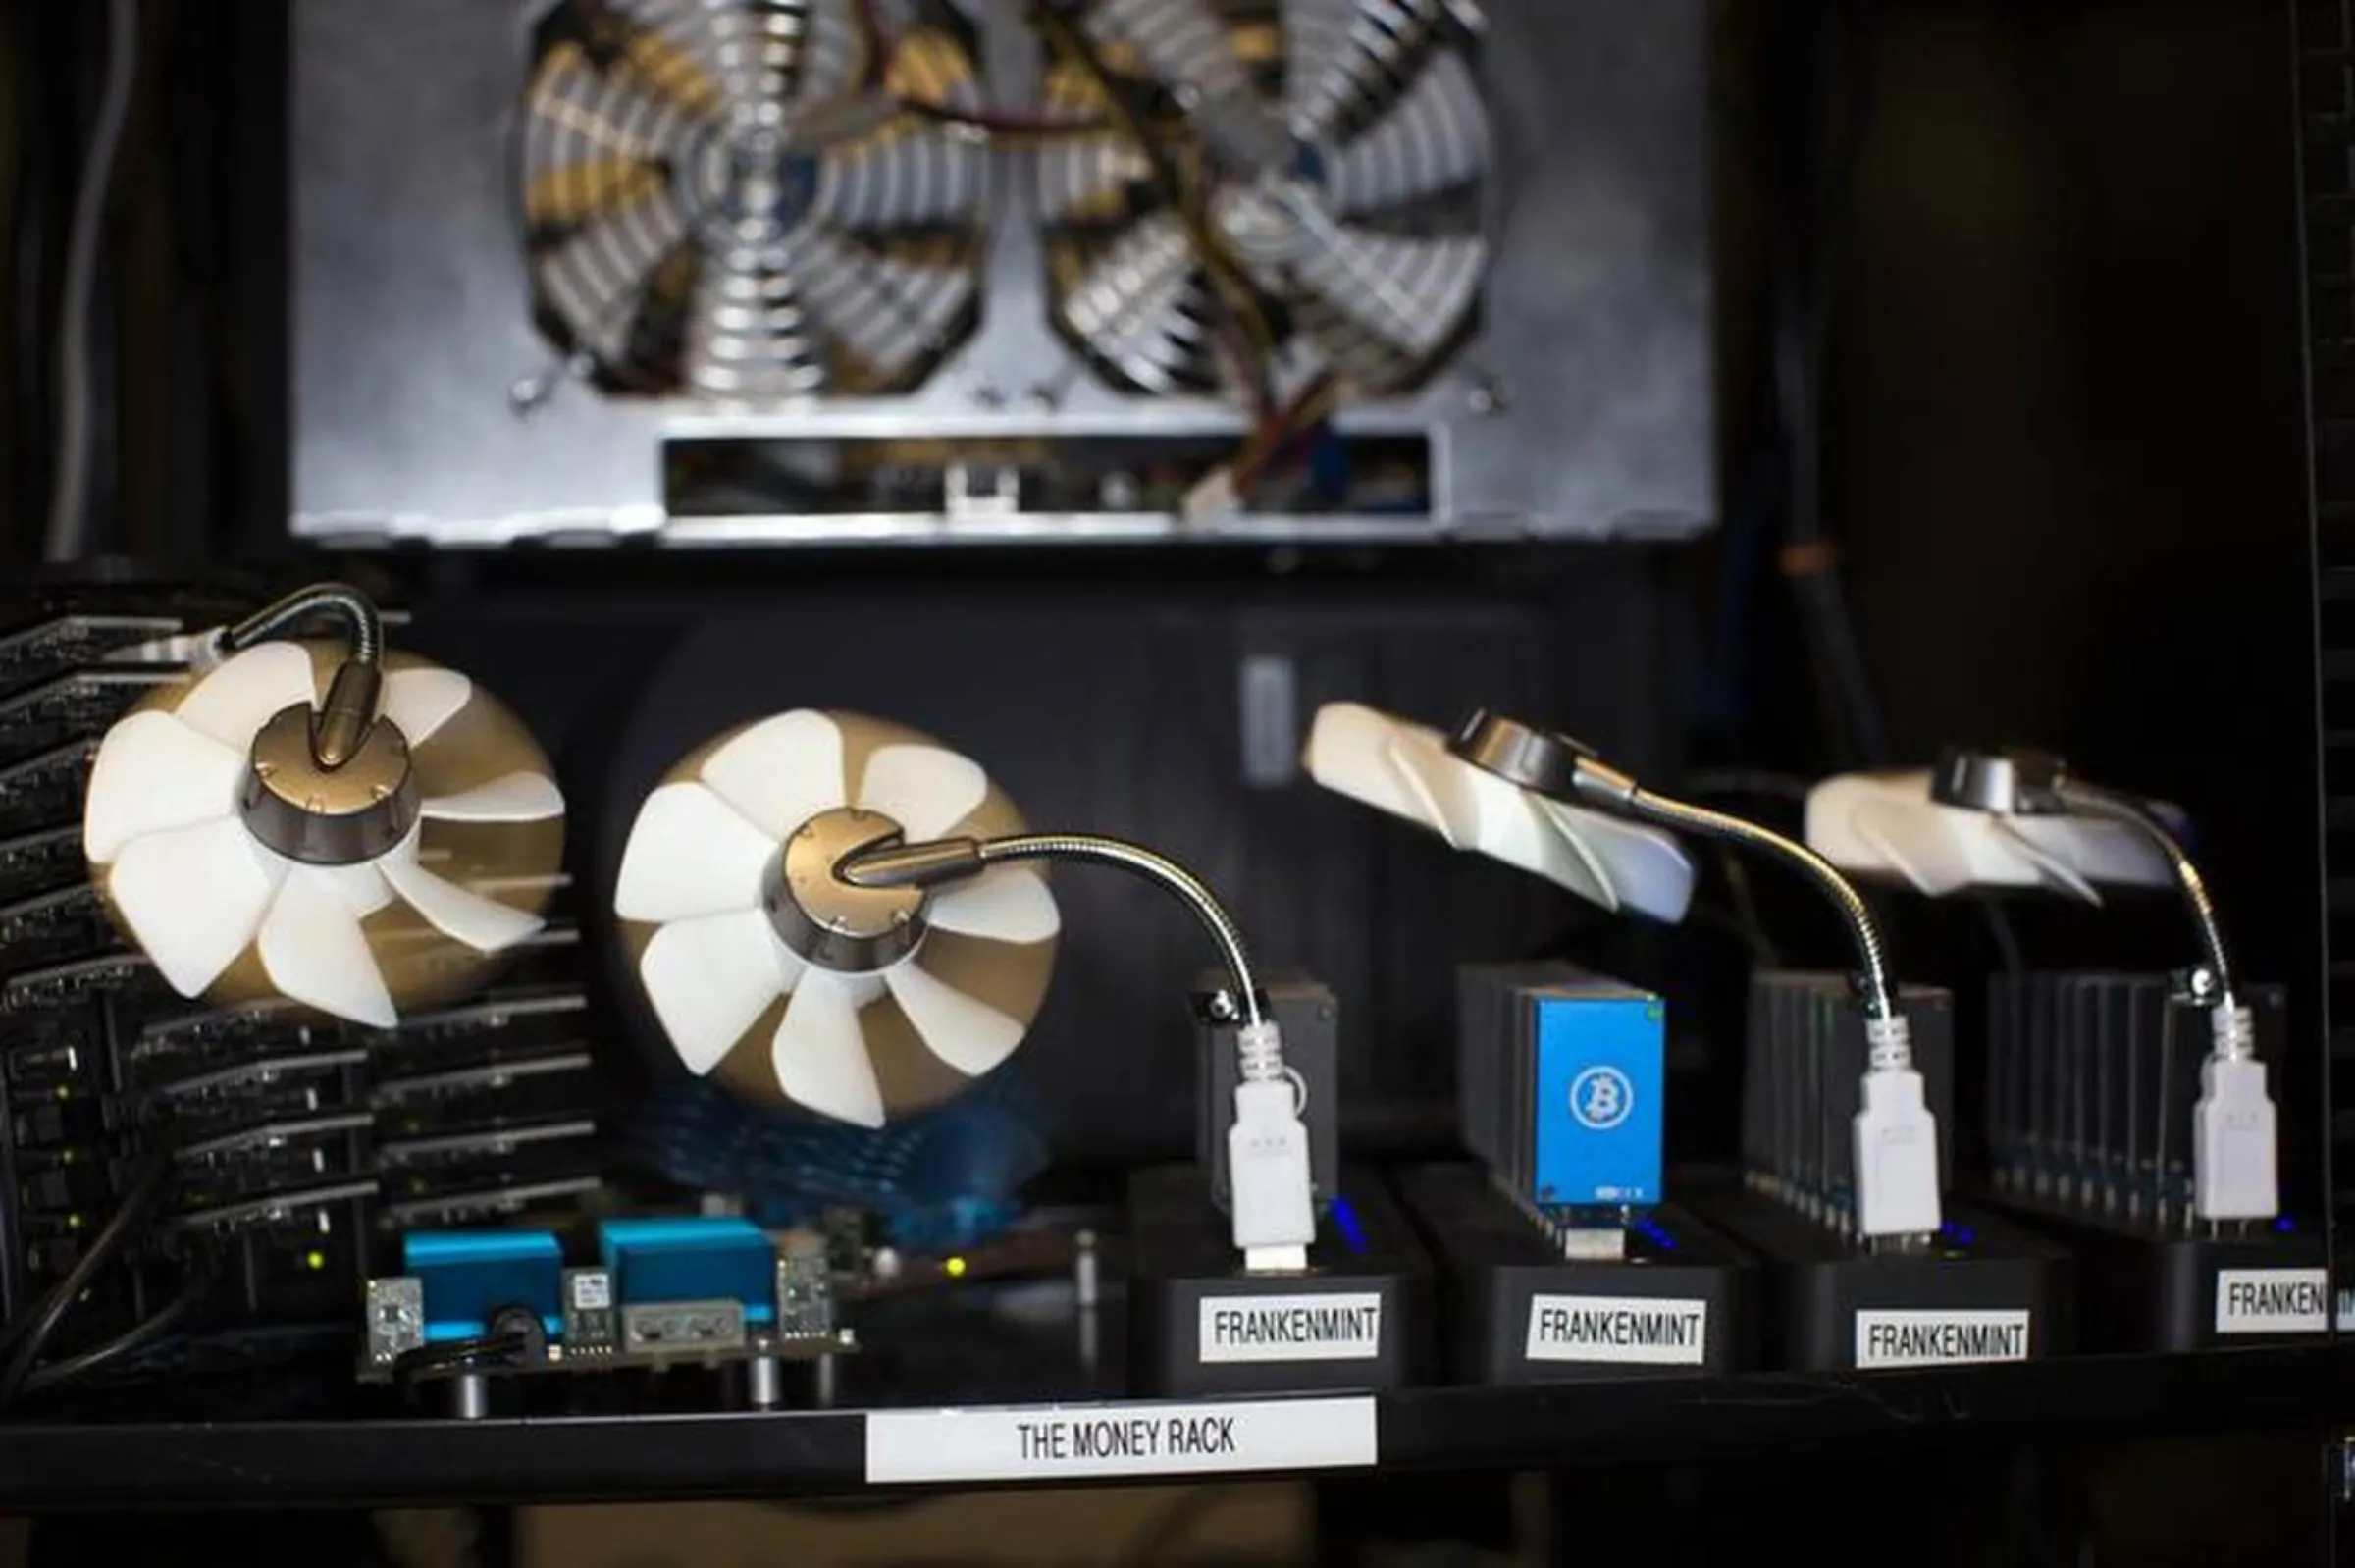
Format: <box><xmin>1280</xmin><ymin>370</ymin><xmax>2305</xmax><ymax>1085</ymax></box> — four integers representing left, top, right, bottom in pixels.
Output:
<box><xmin>1218</xmin><ymin>171</ymin><xmax>1326</xmax><ymax>266</ymax></box>
<box><xmin>238</xmin><ymin>703</ymin><xmax>422</xmax><ymax>866</ymax></box>
<box><xmin>766</xmin><ymin>806</ymin><xmax>929</xmax><ymax>974</ymax></box>
<box><xmin>691</xmin><ymin>125</ymin><xmax>821</xmax><ymax>244</ymax></box>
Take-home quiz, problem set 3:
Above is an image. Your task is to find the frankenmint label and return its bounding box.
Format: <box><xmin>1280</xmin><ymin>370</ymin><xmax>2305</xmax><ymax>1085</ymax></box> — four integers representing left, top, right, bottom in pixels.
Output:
<box><xmin>1524</xmin><ymin>1294</ymin><xmax>1708</xmax><ymax>1366</ymax></box>
<box><xmin>1198</xmin><ymin>1292</ymin><xmax>1383</xmax><ymax>1364</ymax></box>
<box><xmin>865</xmin><ymin>1397</ymin><xmax>1378</xmax><ymax>1484</ymax></box>
<box><xmin>2214</xmin><ymin>1268</ymin><xmax>2329</xmax><ymax>1334</ymax></box>
<box><xmin>1854</xmin><ymin>1309</ymin><xmax>2031</xmax><ymax>1368</ymax></box>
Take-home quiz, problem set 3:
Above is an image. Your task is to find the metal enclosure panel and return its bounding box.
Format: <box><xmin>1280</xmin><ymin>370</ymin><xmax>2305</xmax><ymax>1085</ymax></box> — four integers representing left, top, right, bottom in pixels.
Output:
<box><xmin>290</xmin><ymin>0</ymin><xmax>1714</xmax><ymax>544</ymax></box>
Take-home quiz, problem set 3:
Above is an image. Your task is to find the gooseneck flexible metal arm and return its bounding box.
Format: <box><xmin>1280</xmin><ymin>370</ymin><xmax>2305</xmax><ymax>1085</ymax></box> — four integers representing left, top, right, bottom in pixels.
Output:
<box><xmin>220</xmin><ymin>581</ymin><xmax>385</xmax><ymax>666</ymax></box>
<box><xmin>837</xmin><ymin>831</ymin><xmax>1268</xmax><ymax>1032</ymax></box>
<box><xmin>217</xmin><ymin>581</ymin><xmax>387</xmax><ymax>771</ymax></box>
<box><xmin>1931</xmin><ymin>748</ymin><xmax>2249</xmax><ymax>1058</ymax></box>
<box><xmin>2050</xmin><ymin>780</ymin><xmax>2238</xmax><ymax>1014</ymax></box>
<box><xmin>1447</xmin><ymin>711</ymin><xmax>1905</xmax><ymax>1046</ymax></box>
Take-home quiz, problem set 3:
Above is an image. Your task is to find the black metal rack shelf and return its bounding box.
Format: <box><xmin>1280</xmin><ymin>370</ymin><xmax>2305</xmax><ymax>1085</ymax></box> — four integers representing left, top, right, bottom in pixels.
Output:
<box><xmin>1</xmin><ymin>1344</ymin><xmax>2347</xmax><ymax>1509</ymax></box>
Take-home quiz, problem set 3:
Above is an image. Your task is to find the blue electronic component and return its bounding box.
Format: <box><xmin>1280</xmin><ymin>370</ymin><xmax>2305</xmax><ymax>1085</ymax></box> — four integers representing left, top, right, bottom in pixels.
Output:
<box><xmin>598</xmin><ymin>1216</ymin><xmax>776</xmax><ymax>1326</ymax></box>
<box><xmin>1532</xmin><ymin>984</ymin><xmax>1666</xmax><ymax>1210</ymax></box>
<box><xmin>402</xmin><ymin>1229</ymin><xmax>563</xmax><ymax>1343</ymax></box>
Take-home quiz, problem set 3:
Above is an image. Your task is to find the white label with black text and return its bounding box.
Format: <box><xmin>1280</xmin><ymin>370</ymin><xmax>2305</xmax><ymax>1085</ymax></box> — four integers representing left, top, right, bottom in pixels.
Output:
<box><xmin>2214</xmin><ymin>1268</ymin><xmax>2329</xmax><ymax>1334</ymax></box>
<box><xmin>865</xmin><ymin>1397</ymin><xmax>1379</xmax><ymax>1484</ymax></box>
<box><xmin>1854</xmin><ymin>1309</ymin><xmax>2032</xmax><ymax>1368</ymax></box>
<box><xmin>1198</xmin><ymin>1292</ymin><xmax>1384</xmax><ymax>1364</ymax></box>
<box><xmin>1524</xmin><ymin>1294</ymin><xmax>1709</xmax><ymax>1366</ymax></box>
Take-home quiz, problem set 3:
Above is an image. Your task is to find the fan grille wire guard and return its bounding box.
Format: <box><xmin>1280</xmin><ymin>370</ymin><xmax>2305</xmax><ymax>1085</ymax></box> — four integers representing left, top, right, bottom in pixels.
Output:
<box><xmin>1038</xmin><ymin>0</ymin><xmax>1491</xmax><ymax>398</ymax></box>
<box><xmin>521</xmin><ymin>0</ymin><xmax>990</xmax><ymax>396</ymax></box>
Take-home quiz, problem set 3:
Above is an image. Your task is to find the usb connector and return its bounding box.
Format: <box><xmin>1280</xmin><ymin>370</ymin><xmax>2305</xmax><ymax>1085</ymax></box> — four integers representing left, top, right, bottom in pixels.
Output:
<box><xmin>2193</xmin><ymin>1019</ymin><xmax>2277</xmax><ymax>1222</ymax></box>
<box><xmin>1853</xmin><ymin>1064</ymin><xmax>1943</xmax><ymax>1240</ymax></box>
<box><xmin>1228</xmin><ymin>1029</ymin><xmax>1315</xmax><ymax>1273</ymax></box>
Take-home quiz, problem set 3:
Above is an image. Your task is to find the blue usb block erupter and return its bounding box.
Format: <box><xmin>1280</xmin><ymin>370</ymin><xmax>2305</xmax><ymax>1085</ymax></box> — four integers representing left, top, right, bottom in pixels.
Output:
<box><xmin>1534</xmin><ymin>982</ymin><xmax>1666</xmax><ymax>1208</ymax></box>
<box><xmin>1458</xmin><ymin>965</ymin><xmax>1667</xmax><ymax>1216</ymax></box>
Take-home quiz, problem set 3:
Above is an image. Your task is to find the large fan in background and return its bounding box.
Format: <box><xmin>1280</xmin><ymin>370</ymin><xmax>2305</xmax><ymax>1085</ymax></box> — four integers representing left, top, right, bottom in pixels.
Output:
<box><xmin>1038</xmin><ymin>0</ymin><xmax>1491</xmax><ymax>398</ymax></box>
<box><xmin>613</xmin><ymin>711</ymin><xmax>1059</xmax><ymax>1129</ymax></box>
<box><xmin>82</xmin><ymin>586</ymin><xmax>566</xmax><ymax>1028</ymax></box>
<box><xmin>521</xmin><ymin>0</ymin><xmax>990</xmax><ymax>397</ymax></box>
<box><xmin>1304</xmin><ymin>703</ymin><xmax>1695</xmax><ymax>922</ymax></box>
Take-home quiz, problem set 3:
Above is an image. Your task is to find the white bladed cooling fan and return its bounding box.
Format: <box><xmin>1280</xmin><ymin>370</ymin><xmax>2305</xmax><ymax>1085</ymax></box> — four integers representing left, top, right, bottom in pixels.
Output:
<box><xmin>522</xmin><ymin>0</ymin><xmax>988</xmax><ymax>397</ymax></box>
<box><xmin>1040</xmin><ymin>0</ymin><xmax>1491</xmax><ymax>396</ymax></box>
<box><xmin>1303</xmin><ymin>702</ymin><xmax>1695</xmax><ymax>921</ymax></box>
<box><xmin>614</xmin><ymin>710</ymin><xmax>1059</xmax><ymax>1128</ymax></box>
<box><xmin>1805</xmin><ymin>770</ymin><xmax>2174</xmax><ymax>902</ymax></box>
<box><xmin>82</xmin><ymin>620</ymin><xmax>566</xmax><ymax>1028</ymax></box>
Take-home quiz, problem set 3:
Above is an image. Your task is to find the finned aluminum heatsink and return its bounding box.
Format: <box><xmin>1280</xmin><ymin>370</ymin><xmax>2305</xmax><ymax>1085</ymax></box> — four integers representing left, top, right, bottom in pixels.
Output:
<box><xmin>521</xmin><ymin>0</ymin><xmax>989</xmax><ymax>397</ymax></box>
<box><xmin>1039</xmin><ymin>0</ymin><xmax>1491</xmax><ymax>397</ymax></box>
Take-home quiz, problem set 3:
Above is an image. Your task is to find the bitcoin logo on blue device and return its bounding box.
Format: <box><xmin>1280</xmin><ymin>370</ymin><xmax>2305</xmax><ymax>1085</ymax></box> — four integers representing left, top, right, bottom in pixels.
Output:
<box><xmin>1569</xmin><ymin>1065</ymin><xmax>1636</xmax><ymax>1131</ymax></box>
<box><xmin>1531</xmin><ymin>982</ymin><xmax>1665</xmax><ymax>1210</ymax></box>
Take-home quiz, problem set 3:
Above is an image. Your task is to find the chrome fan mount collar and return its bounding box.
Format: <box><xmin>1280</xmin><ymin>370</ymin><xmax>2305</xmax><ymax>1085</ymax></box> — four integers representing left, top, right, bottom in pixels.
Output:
<box><xmin>225</xmin><ymin>584</ymin><xmax>421</xmax><ymax>867</ymax></box>
<box><xmin>764</xmin><ymin>805</ymin><xmax>930</xmax><ymax>973</ymax></box>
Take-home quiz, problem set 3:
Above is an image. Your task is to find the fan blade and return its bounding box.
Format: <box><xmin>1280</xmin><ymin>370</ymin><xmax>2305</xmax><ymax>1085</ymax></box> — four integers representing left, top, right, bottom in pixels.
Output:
<box><xmin>1324</xmin><ymin>49</ymin><xmax>1487</xmax><ymax>217</ymax></box>
<box><xmin>1305</xmin><ymin>702</ymin><xmax>1682</xmax><ymax>914</ymax></box>
<box><xmin>928</xmin><ymin>867</ymin><xmax>1060</xmax><ymax>945</ymax></box>
<box><xmin>258</xmin><ymin>867</ymin><xmax>396</xmax><ymax>1028</ymax></box>
<box><xmin>2007</xmin><ymin>813</ymin><xmax>2172</xmax><ymax>889</ymax></box>
<box><xmin>82</xmin><ymin>711</ymin><xmax>245</xmax><ymax>862</ymax></box>
<box><xmin>1087</xmin><ymin>0</ymin><xmax>1290</xmax><ymax>172</ymax></box>
<box><xmin>420</xmin><ymin>771</ymin><xmax>567</xmax><ymax>825</ymax></box>
<box><xmin>525</xmin><ymin>156</ymin><xmax>668</xmax><ymax>231</ymax></box>
<box><xmin>1282</xmin><ymin>210</ymin><xmax>1483</xmax><ymax>359</ymax></box>
<box><xmin>1302</xmin><ymin>702</ymin><xmax>1461</xmax><ymax>841</ymax></box>
<box><xmin>556</xmin><ymin>7</ymin><xmax>720</xmax><ymax>119</ymax></box>
<box><xmin>772</xmin><ymin>970</ymin><xmax>886</xmax><ymax>1127</ymax></box>
<box><xmin>700</xmin><ymin>709</ymin><xmax>847</xmax><ymax>841</ymax></box>
<box><xmin>1844</xmin><ymin>794</ymin><xmax>1981</xmax><ymax>897</ymax></box>
<box><xmin>381</xmin><ymin>850</ymin><xmax>547</xmax><ymax>954</ymax></box>
<box><xmin>811</xmin><ymin>128</ymin><xmax>986</xmax><ymax>232</ymax></box>
<box><xmin>326</xmin><ymin>862</ymin><xmax>396</xmax><ymax>918</ymax></box>
<box><xmin>533</xmin><ymin>38</ymin><xmax>709</xmax><ymax>144</ymax></box>
<box><xmin>173</xmin><ymin>642</ymin><xmax>315</xmax><ymax>750</ymax></box>
<box><xmin>105</xmin><ymin>816</ymin><xmax>285</xmax><ymax>996</ymax></box>
<box><xmin>539</xmin><ymin>184</ymin><xmax>695</xmax><ymax>360</ymax></box>
<box><xmin>1447</xmin><ymin>760</ymin><xmax>1623</xmax><ymax>908</ymax></box>
<box><xmin>1056</xmin><ymin>213</ymin><xmax>1205</xmax><ymax>394</ymax></box>
<box><xmin>855</xmin><ymin>744</ymin><xmax>986</xmax><ymax>839</ymax></box>
<box><xmin>614</xmin><ymin>781</ymin><xmax>779</xmax><ymax>922</ymax></box>
<box><xmin>1284</xmin><ymin>0</ymin><xmax>1447</xmax><ymax>141</ymax></box>
<box><xmin>1381</xmin><ymin>726</ymin><xmax>1475</xmax><ymax>847</ymax></box>
<box><xmin>1534</xmin><ymin>799</ymin><xmax>1698</xmax><ymax>923</ymax></box>
<box><xmin>640</xmin><ymin>907</ymin><xmax>794</xmax><ymax>1075</ymax></box>
<box><xmin>383</xmin><ymin>668</ymin><xmax>473</xmax><ymax>749</ymax></box>
<box><xmin>784</xmin><ymin>229</ymin><xmax>974</xmax><ymax>387</ymax></box>
<box><xmin>884</xmin><ymin>961</ymin><xmax>1025</xmax><ymax>1078</ymax></box>
<box><xmin>1993</xmin><ymin>818</ymin><xmax>2103</xmax><ymax>904</ymax></box>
